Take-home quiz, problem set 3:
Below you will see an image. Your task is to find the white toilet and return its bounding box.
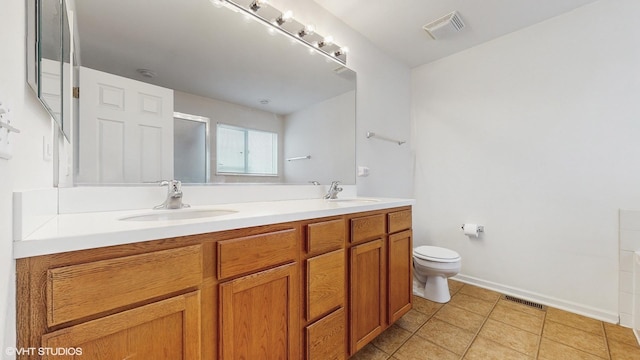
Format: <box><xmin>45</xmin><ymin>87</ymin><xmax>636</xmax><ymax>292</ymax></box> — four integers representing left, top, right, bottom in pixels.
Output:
<box><xmin>413</xmin><ymin>246</ymin><xmax>461</xmax><ymax>303</ymax></box>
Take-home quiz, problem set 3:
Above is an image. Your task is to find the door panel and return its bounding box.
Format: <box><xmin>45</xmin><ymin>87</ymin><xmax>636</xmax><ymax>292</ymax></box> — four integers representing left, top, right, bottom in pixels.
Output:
<box><xmin>388</xmin><ymin>230</ymin><xmax>413</xmax><ymax>323</ymax></box>
<box><xmin>78</xmin><ymin>66</ymin><xmax>173</xmax><ymax>183</ymax></box>
<box><xmin>219</xmin><ymin>262</ymin><xmax>299</xmax><ymax>360</ymax></box>
<box><xmin>349</xmin><ymin>239</ymin><xmax>385</xmax><ymax>354</ymax></box>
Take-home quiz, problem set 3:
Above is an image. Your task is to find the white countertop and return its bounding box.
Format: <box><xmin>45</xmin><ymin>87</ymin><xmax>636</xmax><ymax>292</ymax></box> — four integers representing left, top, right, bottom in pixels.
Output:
<box><xmin>14</xmin><ymin>197</ymin><xmax>414</xmax><ymax>259</ymax></box>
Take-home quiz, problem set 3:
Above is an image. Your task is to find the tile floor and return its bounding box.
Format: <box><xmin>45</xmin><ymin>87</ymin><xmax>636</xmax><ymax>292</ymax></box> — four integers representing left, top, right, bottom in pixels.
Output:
<box><xmin>351</xmin><ymin>280</ymin><xmax>640</xmax><ymax>360</ymax></box>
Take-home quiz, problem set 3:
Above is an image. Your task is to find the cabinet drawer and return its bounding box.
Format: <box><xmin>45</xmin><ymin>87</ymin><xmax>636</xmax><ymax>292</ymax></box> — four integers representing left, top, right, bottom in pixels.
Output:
<box><xmin>42</xmin><ymin>291</ymin><xmax>202</xmax><ymax>360</ymax></box>
<box><xmin>306</xmin><ymin>249</ymin><xmax>345</xmax><ymax>321</ymax></box>
<box><xmin>306</xmin><ymin>219</ymin><xmax>345</xmax><ymax>254</ymax></box>
<box><xmin>306</xmin><ymin>307</ymin><xmax>346</xmax><ymax>360</ymax></box>
<box><xmin>217</xmin><ymin>229</ymin><xmax>297</xmax><ymax>279</ymax></box>
<box><xmin>388</xmin><ymin>209</ymin><xmax>412</xmax><ymax>234</ymax></box>
<box><xmin>47</xmin><ymin>245</ymin><xmax>202</xmax><ymax>326</ymax></box>
<box><xmin>350</xmin><ymin>214</ymin><xmax>385</xmax><ymax>243</ymax></box>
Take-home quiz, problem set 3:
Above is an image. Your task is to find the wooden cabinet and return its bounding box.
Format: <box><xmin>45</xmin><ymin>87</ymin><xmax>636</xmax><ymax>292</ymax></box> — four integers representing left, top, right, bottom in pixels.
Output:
<box><xmin>388</xmin><ymin>230</ymin><xmax>413</xmax><ymax>323</ymax></box>
<box><xmin>349</xmin><ymin>239</ymin><xmax>385</xmax><ymax>353</ymax></box>
<box><xmin>387</xmin><ymin>210</ymin><xmax>413</xmax><ymax>324</ymax></box>
<box><xmin>41</xmin><ymin>291</ymin><xmax>201</xmax><ymax>360</ymax></box>
<box><xmin>46</xmin><ymin>245</ymin><xmax>202</xmax><ymax>326</ymax></box>
<box><xmin>350</xmin><ymin>214</ymin><xmax>385</xmax><ymax>244</ymax></box>
<box><xmin>19</xmin><ymin>244</ymin><xmax>205</xmax><ymax>360</ymax></box>
<box><xmin>347</xmin><ymin>208</ymin><xmax>414</xmax><ymax>356</ymax></box>
<box><xmin>217</xmin><ymin>229</ymin><xmax>297</xmax><ymax>279</ymax></box>
<box><xmin>17</xmin><ymin>206</ymin><xmax>412</xmax><ymax>360</ymax></box>
<box><xmin>219</xmin><ymin>263</ymin><xmax>299</xmax><ymax>360</ymax></box>
<box><xmin>306</xmin><ymin>249</ymin><xmax>345</xmax><ymax>321</ymax></box>
<box><xmin>388</xmin><ymin>209</ymin><xmax>412</xmax><ymax>234</ymax></box>
<box><xmin>303</xmin><ymin>218</ymin><xmax>347</xmax><ymax>360</ymax></box>
<box><xmin>306</xmin><ymin>308</ymin><xmax>346</xmax><ymax>360</ymax></box>
<box><xmin>306</xmin><ymin>219</ymin><xmax>344</xmax><ymax>255</ymax></box>
<box><xmin>217</xmin><ymin>227</ymin><xmax>299</xmax><ymax>360</ymax></box>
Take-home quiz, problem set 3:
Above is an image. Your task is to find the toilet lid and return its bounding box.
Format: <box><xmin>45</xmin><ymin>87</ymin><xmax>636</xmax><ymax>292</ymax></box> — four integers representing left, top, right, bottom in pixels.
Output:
<box><xmin>413</xmin><ymin>246</ymin><xmax>460</xmax><ymax>263</ymax></box>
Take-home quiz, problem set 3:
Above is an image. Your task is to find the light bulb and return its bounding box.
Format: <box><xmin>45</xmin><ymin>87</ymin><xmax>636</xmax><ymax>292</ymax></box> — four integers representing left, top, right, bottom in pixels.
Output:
<box><xmin>275</xmin><ymin>10</ymin><xmax>293</xmax><ymax>25</ymax></box>
<box><xmin>298</xmin><ymin>24</ymin><xmax>315</xmax><ymax>37</ymax></box>
<box><xmin>318</xmin><ymin>35</ymin><xmax>334</xmax><ymax>47</ymax></box>
<box><xmin>282</xmin><ymin>10</ymin><xmax>294</xmax><ymax>21</ymax></box>
<box><xmin>306</xmin><ymin>24</ymin><xmax>316</xmax><ymax>35</ymax></box>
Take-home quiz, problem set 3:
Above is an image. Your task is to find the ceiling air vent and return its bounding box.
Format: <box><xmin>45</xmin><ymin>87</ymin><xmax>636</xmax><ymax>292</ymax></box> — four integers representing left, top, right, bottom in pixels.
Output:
<box><xmin>423</xmin><ymin>11</ymin><xmax>465</xmax><ymax>40</ymax></box>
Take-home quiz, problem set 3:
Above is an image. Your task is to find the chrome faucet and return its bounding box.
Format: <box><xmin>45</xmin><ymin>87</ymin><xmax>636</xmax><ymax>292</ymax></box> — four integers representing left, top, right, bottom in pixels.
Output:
<box><xmin>154</xmin><ymin>180</ymin><xmax>190</xmax><ymax>209</ymax></box>
<box><xmin>324</xmin><ymin>181</ymin><xmax>343</xmax><ymax>199</ymax></box>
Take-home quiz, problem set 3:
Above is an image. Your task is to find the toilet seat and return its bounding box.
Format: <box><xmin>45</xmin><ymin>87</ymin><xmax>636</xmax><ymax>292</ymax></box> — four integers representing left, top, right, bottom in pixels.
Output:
<box><xmin>413</xmin><ymin>246</ymin><xmax>460</xmax><ymax>263</ymax></box>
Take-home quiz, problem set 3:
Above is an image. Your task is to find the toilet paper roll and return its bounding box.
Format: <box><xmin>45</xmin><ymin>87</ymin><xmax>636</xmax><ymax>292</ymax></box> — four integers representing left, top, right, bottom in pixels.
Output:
<box><xmin>463</xmin><ymin>224</ymin><xmax>480</xmax><ymax>237</ymax></box>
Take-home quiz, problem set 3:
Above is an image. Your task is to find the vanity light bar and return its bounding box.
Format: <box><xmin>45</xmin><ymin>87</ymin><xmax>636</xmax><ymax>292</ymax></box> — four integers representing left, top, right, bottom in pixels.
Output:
<box><xmin>213</xmin><ymin>0</ymin><xmax>348</xmax><ymax>65</ymax></box>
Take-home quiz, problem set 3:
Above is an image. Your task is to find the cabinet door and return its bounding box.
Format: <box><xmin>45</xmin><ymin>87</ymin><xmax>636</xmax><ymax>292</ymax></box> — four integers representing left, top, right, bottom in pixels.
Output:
<box><xmin>219</xmin><ymin>262</ymin><xmax>299</xmax><ymax>360</ymax></box>
<box><xmin>388</xmin><ymin>230</ymin><xmax>413</xmax><ymax>323</ymax></box>
<box><xmin>306</xmin><ymin>308</ymin><xmax>346</xmax><ymax>360</ymax></box>
<box><xmin>349</xmin><ymin>239</ymin><xmax>385</xmax><ymax>354</ymax></box>
<box><xmin>306</xmin><ymin>249</ymin><xmax>345</xmax><ymax>321</ymax></box>
<box><xmin>41</xmin><ymin>291</ymin><xmax>201</xmax><ymax>360</ymax></box>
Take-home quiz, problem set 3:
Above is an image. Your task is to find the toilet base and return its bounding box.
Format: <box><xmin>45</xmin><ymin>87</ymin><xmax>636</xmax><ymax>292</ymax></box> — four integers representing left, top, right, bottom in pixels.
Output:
<box><xmin>413</xmin><ymin>275</ymin><xmax>451</xmax><ymax>303</ymax></box>
<box><xmin>425</xmin><ymin>275</ymin><xmax>451</xmax><ymax>303</ymax></box>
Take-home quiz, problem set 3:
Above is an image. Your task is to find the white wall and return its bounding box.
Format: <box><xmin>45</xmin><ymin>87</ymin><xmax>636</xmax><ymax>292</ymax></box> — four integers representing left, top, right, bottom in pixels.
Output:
<box><xmin>284</xmin><ymin>91</ymin><xmax>355</xmax><ymax>184</ymax></box>
<box><xmin>1</xmin><ymin>1</ymin><xmax>58</xmax><ymax>358</ymax></box>
<box><xmin>412</xmin><ymin>0</ymin><xmax>640</xmax><ymax>321</ymax></box>
<box><xmin>272</xmin><ymin>0</ymin><xmax>413</xmax><ymax>198</ymax></box>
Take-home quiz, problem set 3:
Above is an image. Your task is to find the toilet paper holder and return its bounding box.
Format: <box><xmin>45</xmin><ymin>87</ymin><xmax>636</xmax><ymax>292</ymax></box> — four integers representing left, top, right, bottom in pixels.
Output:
<box><xmin>461</xmin><ymin>224</ymin><xmax>484</xmax><ymax>232</ymax></box>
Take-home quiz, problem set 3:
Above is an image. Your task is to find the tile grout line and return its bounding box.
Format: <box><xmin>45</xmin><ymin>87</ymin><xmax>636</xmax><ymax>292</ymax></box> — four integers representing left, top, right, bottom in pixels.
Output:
<box><xmin>534</xmin><ymin>309</ymin><xmax>547</xmax><ymax>359</ymax></box>
<box><xmin>602</xmin><ymin>321</ymin><xmax>612</xmax><ymax>360</ymax></box>
<box><xmin>379</xmin><ymin>296</ymin><xmax>444</xmax><ymax>359</ymax></box>
<box><xmin>383</xmin><ymin>284</ymin><xmax>466</xmax><ymax>359</ymax></box>
<box><xmin>457</xmin><ymin>288</ymin><xmax>502</xmax><ymax>359</ymax></box>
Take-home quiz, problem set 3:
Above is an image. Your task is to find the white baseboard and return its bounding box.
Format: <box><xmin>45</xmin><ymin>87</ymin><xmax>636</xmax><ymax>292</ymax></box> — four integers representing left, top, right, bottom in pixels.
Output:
<box><xmin>453</xmin><ymin>273</ymin><xmax>619</xmax><ymax>324</ymax></box>
<box><xmin>634</xmin><ymin>329</ymin><xmax>640</xmax><ymax>346</ymax></box>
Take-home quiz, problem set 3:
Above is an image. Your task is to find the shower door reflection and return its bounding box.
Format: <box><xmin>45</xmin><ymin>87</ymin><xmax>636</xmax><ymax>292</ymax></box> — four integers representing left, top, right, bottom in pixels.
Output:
<box><xmin>174</xmin><ymin>112</ymin><xmax>210</xmax><ymax>183</ymax></box>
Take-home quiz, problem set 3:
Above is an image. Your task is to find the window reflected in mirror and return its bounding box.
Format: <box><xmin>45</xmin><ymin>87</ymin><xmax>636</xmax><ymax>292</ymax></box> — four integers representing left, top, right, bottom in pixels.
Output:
<box><xmin>216</xmin><ymin>124</ymin><xmax>278</xmax><ymax>176</ymax></box>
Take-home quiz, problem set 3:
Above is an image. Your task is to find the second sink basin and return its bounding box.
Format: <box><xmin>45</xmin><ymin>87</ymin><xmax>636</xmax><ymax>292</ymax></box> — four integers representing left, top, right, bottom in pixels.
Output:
<box><xmin>120</xmin><ymin>209</ymin><xmax>238</xmax><ymax>221</ymax></box>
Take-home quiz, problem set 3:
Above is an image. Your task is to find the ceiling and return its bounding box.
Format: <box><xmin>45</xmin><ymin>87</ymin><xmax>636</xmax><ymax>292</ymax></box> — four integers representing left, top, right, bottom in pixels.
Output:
<box><xmin>313</xmin><ymin>0</ymin><xmax>601</xmax><ymax>68</ymax></box>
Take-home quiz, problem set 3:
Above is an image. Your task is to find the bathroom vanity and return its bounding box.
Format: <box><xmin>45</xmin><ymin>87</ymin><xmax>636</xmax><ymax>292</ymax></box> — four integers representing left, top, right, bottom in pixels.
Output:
<box><xmin>15</xmin><ymin>199</ymin><xmax>413</xmax><ymax>359</ymax></box>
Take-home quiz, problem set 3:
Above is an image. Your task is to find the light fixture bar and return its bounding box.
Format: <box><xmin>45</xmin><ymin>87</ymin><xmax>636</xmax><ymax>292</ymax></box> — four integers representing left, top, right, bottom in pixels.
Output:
<box><xmin>217</xmin><ymin>0</ymin><xmax>347</xmax><ymax>65</ymax></box>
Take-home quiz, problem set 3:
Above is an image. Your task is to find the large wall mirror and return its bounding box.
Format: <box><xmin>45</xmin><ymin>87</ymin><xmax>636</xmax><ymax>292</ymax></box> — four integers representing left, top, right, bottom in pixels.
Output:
<box><xmin>59</xmin><ymin>0</ymin><xmax>357</xmax><ymax>185</ymax></box>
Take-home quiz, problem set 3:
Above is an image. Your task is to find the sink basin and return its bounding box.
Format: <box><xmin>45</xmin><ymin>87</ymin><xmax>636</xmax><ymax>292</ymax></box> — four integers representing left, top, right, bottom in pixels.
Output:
<box><xmin>120</xmin><ymin>209</ymin><xmax>238</xmax><ymax>221</ymax></box>
<box><xmin>326</xmin><ymin>198</ymin><xmax>380</xmax><ymax>203</ymax></box>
